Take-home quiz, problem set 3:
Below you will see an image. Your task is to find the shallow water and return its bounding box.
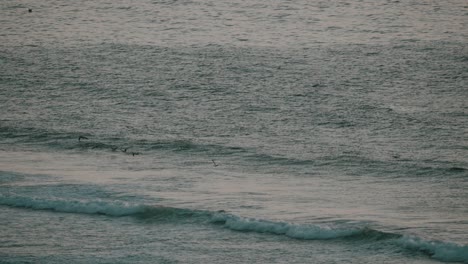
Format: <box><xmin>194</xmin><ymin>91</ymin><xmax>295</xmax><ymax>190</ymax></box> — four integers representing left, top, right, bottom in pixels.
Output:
<box><xmin>1</xmin><ymin>0</ymin><xmax>467</xmax><ymax>263</ymax></box>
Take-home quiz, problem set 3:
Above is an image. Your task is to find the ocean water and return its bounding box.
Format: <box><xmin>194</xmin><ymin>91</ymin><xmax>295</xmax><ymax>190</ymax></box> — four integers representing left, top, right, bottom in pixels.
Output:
<box><xmin>1</xmin><ymin>0</ymin><xmax>467</xmax><ymax>263</ymax></box>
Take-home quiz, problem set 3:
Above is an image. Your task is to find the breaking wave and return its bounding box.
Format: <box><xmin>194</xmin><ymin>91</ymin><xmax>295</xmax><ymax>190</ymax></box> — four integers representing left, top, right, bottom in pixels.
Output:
<box><xmin>0</xmin><ymin>195</ymin><xmax>147</xmax><ymax>216</ymax></box>
<box><xmin>397</xmin><ymin>236</ymin><xmax>468</xmax><ymax>263</ymax></box>
<box><xmin>211</xmin><ymin>212</ymin><xmax>369</xmax><ymax>240</ymax></box>
<box><xmin>1</xmin><ymin>194</ymin><xmax>467</xmax><ymax>263</ymax></box>
<box><xmin>0</xmin><ymin>194</ymin><xmax>210</xmax><ymax>220</ymax></box>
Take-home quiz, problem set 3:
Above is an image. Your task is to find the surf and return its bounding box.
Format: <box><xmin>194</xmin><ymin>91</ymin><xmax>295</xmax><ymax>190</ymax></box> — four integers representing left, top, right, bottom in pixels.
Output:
<box><xmin>1</xmin><ymin>194</ymin><xmax>467</xmax><ymax>263</ymax></box>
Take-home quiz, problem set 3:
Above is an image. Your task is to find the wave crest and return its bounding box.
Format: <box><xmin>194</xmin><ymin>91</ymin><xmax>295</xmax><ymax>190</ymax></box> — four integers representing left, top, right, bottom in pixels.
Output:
<box><xmin>211</xmin><ymin>213</ymin><xmax>468</xmax><ymax>262</ymax></box>
<box><xmin>397</xmin><ymin>236</ymin><xmax>468</xmax><ymax>263</ymax></box>
<box><xmin>2</xmin><ymin>195</ymin><xmax>467</xmax><ymax>263</ymax></box>
<box><xmin>211</xmin><ymin>213</ymin><xmax>365</xmax><ymax>240</ymax></box>
<box><xmin>0</xmin><ymin>195</ymin><xmax>147</xmax><ymax>216</ymax></box>
<box><xmin>0</xmin><ymin>195</ymin><xmax>211</xmax><ymax>220</ymax></box>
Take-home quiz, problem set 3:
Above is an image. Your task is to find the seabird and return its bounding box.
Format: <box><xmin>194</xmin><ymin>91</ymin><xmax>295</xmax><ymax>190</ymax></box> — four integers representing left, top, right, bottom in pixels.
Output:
<box><xmin>78</xmin><ymin>136</ymin><xmax>88</xmax><ymax>141</ymax></box>
<box><xmin>131</xmin><ymin>152</ymin><xmax>140</xmax><ymax>156</ymax></box>
<box><xmin>121</xmin><ymin>148</ymin><xmax>128</xmax><ymax>152</ymax></box>
<box><xmin>28</xmin><ymin>8</ymin><xmax>32</xmax><ymax>13</ymax></box>
<box><xmin>212</xmin><ymin>159</ymin><xmax>219</xmax><ymax>167</ymax></box>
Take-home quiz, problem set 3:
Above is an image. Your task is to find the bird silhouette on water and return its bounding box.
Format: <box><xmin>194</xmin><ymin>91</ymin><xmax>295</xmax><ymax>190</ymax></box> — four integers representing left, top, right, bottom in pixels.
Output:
<box><xmin>212</xmin><ymin>159</ymin><xmax>219</xmax><ymax>167</ymax></box>
<box><xmin>76</xmin><ymin>136</ymin><xmax>141</xmax><ymax>157</ymax></box>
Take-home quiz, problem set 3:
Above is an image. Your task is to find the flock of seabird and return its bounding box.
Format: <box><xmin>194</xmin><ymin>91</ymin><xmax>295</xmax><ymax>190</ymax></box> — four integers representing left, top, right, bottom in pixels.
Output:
<box><xmin>78</xmin><ymin>136</ymin><xmax>219</xmax><ymax>166</ymax></box>
<box><xmin>78</xmin><ymin>136</ymin><xmax>140</xmax><ymax>156</ymax></box>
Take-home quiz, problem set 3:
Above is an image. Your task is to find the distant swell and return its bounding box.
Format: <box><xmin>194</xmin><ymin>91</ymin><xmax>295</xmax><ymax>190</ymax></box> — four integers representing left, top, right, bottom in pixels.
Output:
<box><xmin>1</xmin><ymin>195</ymin><xmax>467</xmax><ymax>263</ymax></box>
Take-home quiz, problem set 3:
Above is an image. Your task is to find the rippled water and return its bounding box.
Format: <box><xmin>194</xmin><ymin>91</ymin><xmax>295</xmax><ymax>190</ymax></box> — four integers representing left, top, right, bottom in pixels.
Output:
<box><xmin>1</xmin><ymin>0</ymin><xmax>467</xmax><ymax>263</ymax></box>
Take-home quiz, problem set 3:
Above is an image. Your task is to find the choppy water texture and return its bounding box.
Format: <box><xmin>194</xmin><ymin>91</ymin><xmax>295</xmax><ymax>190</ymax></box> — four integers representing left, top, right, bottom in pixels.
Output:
<box><xmin>1</xmin><ymin>0</ymin><xmax>467</xmax><ymax>263</ymax></box>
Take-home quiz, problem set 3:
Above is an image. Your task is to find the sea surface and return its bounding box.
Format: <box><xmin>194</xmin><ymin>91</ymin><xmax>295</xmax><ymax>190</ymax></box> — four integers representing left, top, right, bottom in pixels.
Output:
<box><xmin>1</xmin><ymin>0</ymin><xmax>467</xmax><ymax>263</ymax></box>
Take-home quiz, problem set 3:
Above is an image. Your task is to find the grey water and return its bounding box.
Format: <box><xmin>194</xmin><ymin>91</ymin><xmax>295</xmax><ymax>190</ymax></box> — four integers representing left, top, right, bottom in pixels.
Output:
<box><xmin>1</xmin><ymin>0</ymin><xmax>467</xmax><ymax>263</ymax></box>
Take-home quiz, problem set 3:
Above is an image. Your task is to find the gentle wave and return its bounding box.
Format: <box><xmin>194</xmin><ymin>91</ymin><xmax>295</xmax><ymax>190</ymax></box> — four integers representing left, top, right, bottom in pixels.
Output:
<box><xmin>0</xmin><ymin>125</ymin><xmax>247</xmax><ymax>155</ymax></box>
<box><xmin>0</xmin><ymin>171</ymin><xmax>25</xmax><ymax>184</ymax></box>
<box><xmin>2</xmin><ymin>125</ymin><xmax>466</xmax><ymax>177</ymax></box>
<box><xmin>1</xmin><ymin>195</ymin><xmax>467</xmax><ymax>263</ymax></box>
<box><xmin>0</xmin><ymin>195</ymin><xmax>210</xmax><ymax>220</ymax></box>
<box><xmin>4</xmin><ymin>125</ymin><xmax>467</xmax><ymax>179</ymax></box>
<box><xmin>397</xmin><ymin>236</ymin><xmax>468</xmax><ymax>263</ymax></box>
<box><xmin>0</xmin><ymin>195</ymin><xmax>381</xmax><ymax>241</ymax></box>
<box><xmin>211</xmin><ymin>212</ymin><xmax>368</xmax><ymax>240</ymax></box>
<box><xmin>213</xmin><ymin>213</ymin><xmax>468</xmax><ymax>263</ymax></box>
<box><xmin>0</xmin><ymin>125</ymin><xmax>315</xmax><ymax>166</ymax></box>
<box><xmin>0</xmin><ymin>195</ymin><xmax>147</xmax><ymax>216</ymax></box>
